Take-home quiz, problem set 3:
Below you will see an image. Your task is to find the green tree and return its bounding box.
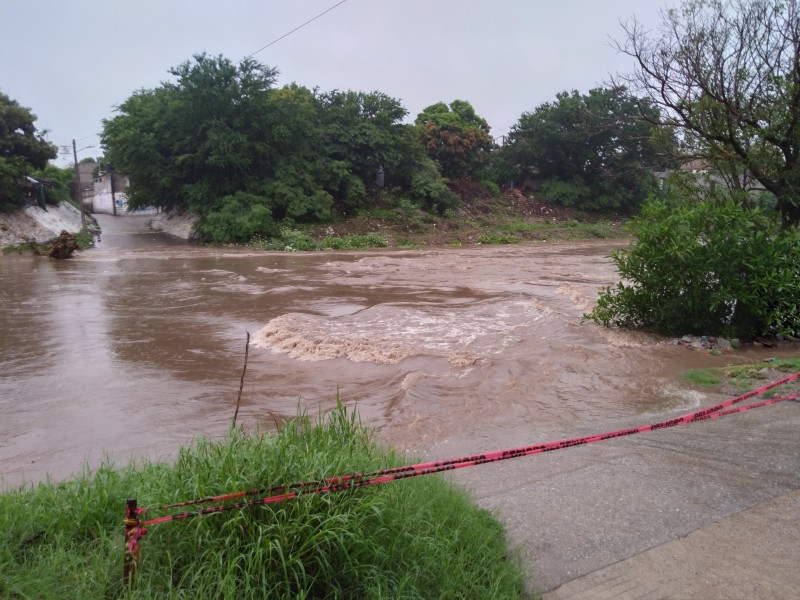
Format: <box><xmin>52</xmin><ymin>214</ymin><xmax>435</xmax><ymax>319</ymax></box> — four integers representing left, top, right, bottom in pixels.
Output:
<box><xmin>0</xmin><ymin>91</ymin><xmax>57</xmax><ymax>209</ymax></box>
<box><xmin>415</xmin><ymin>100</ymin><xmax>493</xmax><ymax>178</ymax></box>
<box><xmin>102</xmin><ymin>54</ymin><xmax>455</xmax><ymax>242</ymax></box>
<box><xmin>31</xmin><ymin>164</ymin><xmax>73</xmax><ymax>205</ymax></box>
<box><xmin>102</xmin><ymin>54</ymin><xmax>282</xmax><ymax>214</ymax></box>
<box><xmin>502</xmin><ymin>87</ymin><xmax>666</xmax><ymax>211</ymax></box>
<box><xmin>316</xmin><ymin>90</ymin><xmax>420</xmax><ymax>212</ymax></box>
<box><xmin>615</xmin><ymin>0</ymin><xmax>800</xmax><ymax>227</ymax></box>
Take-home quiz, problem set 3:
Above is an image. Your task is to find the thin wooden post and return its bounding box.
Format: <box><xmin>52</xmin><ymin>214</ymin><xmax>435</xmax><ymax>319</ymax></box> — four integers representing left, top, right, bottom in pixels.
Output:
<box><xmin>123</xmin><ymin>498</ymin><xmax>139</xmax><ymax>585</ymax></box>
<box><xmin>233</xmin><ymin>331</ymin><xmax>250</xmax><ymax>427</ymax></box>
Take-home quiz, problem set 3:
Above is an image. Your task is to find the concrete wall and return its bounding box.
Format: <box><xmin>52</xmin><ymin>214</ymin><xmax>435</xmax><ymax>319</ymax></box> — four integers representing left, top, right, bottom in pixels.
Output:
<box><xmin>91</xmin><ymin>172</ymin><xmax>157</xmax><ymax>215</ymax></box>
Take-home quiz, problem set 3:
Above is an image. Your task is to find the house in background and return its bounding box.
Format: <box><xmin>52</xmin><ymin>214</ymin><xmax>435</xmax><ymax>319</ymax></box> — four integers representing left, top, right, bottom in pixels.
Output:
<box><xmin>89</xmin><ymin>168</ymin><xmax>158</xmax><ymax>215</ymax></box>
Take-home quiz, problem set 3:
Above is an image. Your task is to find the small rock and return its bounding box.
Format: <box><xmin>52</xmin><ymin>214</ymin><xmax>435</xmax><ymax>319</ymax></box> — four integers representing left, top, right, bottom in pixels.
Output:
<box><xmin>718</xmin><ymin>337</ymin><xmax>732</xmax><ymax>350</ymax></box>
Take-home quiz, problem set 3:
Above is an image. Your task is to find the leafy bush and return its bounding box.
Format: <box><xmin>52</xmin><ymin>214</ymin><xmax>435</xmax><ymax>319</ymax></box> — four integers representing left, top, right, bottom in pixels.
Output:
<box><xmin>480</xmin><ymin>180</ymin><xmax>501</xmax><ymax>197</ymax></box>
<box><xmin>586</xmin><ymin>196</ymin><xmax>800</xmax><ymax>338</ymax></box>
<box><xmin>409</xmin><ymin>157</ymin><xmax>459</xmax><ymax>215</ymax></box>
<box><xmin>250</xmin><ymin>227</ymin><xmax>317</xmax><ymax>251</ymax></box>
<box><xmin>541</xmin><ymin>175</ymin><xmax>655</xmax><ymax>211</ymax></box>
<box><xmin>397</xmin><ymin>197</ymin><xmax>420</xmax><ymax>219</ymax></box>
<box><xmin>200</xmin><ymin>192</ymin><xmax>277</xmax><ymax>243</ymax></box>
<box><xmin>540</xmin><ymin>178</ymin><xmax>592</xmax><ymax>208</ymax></box>
<box><xmin>0</xmin><ymin>406</ymin><xmax>526</xmax><ymax>599</ymax></box>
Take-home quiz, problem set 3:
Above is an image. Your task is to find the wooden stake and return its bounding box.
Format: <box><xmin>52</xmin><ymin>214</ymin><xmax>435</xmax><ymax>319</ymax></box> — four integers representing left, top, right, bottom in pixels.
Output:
<box><xmin>233</xmin><ymin>331</ymin><xmax>250</xmax><ymax>427</ymax></box>
<box><xmin>123</xmin><ymin>498</ymin><xmax>138</xmax><ymax>585</ymax></box>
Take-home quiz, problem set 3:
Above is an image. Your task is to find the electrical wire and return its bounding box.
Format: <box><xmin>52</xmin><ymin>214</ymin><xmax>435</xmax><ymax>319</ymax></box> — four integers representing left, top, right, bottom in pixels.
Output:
<box><xmin>248</xmin><ymin>0</ymin><xmax>349</xmax><ymax>57</ymax></box>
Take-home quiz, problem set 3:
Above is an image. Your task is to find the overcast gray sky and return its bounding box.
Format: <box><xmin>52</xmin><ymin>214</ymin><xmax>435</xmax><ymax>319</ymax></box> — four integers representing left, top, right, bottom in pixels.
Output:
<box><xmin>1</xmin><ymin>0</ymin><xmax>667</xmax><ymax>164</ymax></box>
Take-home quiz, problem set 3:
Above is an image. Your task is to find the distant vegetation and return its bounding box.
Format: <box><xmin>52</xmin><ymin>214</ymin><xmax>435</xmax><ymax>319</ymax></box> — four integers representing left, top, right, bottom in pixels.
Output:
<box><xmin>0</xmin><ymin>406</ymin><xmax>527</xmax><ymax>598</ymax></box>
<box><xmin>99</xmin><ymin>52</ymin><xmax>667</xmax><ymax>246</ymax></box>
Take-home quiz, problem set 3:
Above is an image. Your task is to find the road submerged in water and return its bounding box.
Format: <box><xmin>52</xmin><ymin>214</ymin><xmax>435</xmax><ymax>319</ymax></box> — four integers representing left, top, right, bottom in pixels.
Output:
<box><xmin>1</xmin><ymin>214</ymin><xmax>798</xmax><ymax>598</ymax></box>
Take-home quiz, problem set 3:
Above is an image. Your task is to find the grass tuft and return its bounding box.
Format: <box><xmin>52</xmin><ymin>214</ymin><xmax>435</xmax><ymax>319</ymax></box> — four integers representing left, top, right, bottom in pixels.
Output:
<box><xmin>0</xmin><ymin>406</ymin><xmax>527</xmax><ymax>599</ymax></box>
<box><xmin>682</xmin><ymin>369</ymin><xmax>722</xmax><ymax>387</ymax></box>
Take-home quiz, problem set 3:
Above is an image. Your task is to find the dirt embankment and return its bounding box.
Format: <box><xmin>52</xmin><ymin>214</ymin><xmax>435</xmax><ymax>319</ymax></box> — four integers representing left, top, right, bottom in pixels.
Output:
<box><xmin>0</xmin><ymin>202</ymin><xmax>83</xmax><ymax>250</ymax></box>
<box><xmin>2</xmin><ymin>181</ymin><xmax>621</xmax><ymax>252</ymax></box>
<box><xmin>149</xmin><ymin>211</ymin><xmax>200</xmax><ymax>240</ymax></box>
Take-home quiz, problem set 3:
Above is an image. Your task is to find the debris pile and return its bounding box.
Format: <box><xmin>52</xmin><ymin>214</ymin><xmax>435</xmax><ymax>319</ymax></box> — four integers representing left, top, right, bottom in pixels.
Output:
<box><xmin>48</xmin><ymin>230</ymin><xmax>79</xmax><ymax>259</ymax></box>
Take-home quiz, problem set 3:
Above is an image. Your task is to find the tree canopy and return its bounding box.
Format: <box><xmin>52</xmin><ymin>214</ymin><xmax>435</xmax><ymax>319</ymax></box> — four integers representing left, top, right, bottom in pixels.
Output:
<box><xmin>102</xmin><ymin>54</ymin><xmax>450</xmax><ymax>241</ymax></box>
<box><xmin>615</xmin><ymin>0</ymin><xmax>800</xmax><ymax>227</ymax></box>
<box><xmin>501</xmin><ymin>87</ymin><xmax>666</xmax><ymax>211</ymax></box>
<box><xmin>102</xmin><ymin>54</ymin><xmax>281</xmax><ymax>215</ymax></box>
<box><xmin>415</xmin><ymin>100</ymin><xmax>493</xmax><ymax>178</ymax></box>
<box><xmin>0</xmin><ymin>91</ymin><xmax>57</xmax><ymax>209</ymax></box>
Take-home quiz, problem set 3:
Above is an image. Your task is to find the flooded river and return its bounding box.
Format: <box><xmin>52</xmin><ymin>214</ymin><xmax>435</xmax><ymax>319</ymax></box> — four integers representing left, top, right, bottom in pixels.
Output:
<box><xmin>0</xmin><ymin>215</ymin><xmax>783</xmax><ymax>489</ymax></box>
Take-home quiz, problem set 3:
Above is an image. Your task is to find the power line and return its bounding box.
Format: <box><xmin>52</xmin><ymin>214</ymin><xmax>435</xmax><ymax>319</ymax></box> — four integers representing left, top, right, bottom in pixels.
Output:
<box><xmin>248</xmin><ymin>0</ymin><xmax>349</xmax><ymax>57</ymax></box>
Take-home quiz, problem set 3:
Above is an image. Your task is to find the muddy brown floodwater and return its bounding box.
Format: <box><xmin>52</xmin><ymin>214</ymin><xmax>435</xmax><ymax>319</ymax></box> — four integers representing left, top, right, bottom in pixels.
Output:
<box><xmin>0</xmin><ymin>215</ymin><xmax>789</xmax><ymax>489</ymax></box>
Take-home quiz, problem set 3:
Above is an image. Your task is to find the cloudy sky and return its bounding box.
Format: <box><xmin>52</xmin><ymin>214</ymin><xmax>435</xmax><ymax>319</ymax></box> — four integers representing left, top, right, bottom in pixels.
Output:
<box><xmin>1</xmin><ymin>0</ymin><xmax>668</xmax><ymax>164</ymax></box>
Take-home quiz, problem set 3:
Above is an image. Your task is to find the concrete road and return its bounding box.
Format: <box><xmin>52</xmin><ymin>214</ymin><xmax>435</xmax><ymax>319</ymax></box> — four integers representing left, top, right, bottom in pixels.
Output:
<box><xmin>443</xmin><ymin>395</ymin><xmax>800</xmax><ymax>598</ymax></box>
<box><xmin>91</xmin><ymin>213</ymin><xmax>187</xmax><ymax>251</ymax></box>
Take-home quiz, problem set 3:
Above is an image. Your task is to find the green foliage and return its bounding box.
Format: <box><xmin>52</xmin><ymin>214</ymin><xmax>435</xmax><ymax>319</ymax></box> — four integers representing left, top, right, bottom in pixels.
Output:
<box><xmin>496</xmin><ymin>218</ymin><xmax>622</xmax><ymax>240</ymax></box>
<box><xmin>199</xmin><ymin>192</ymin><xmax>276</xmax><ymax>244</ymax></box>
<box><xmin>251</xmin><ymin>227</ymin><xmax>317</xmax><ymax>251</ymax></box>
<box><xmin>102</xmin><ymin>56</ymin><xmax>435</xmax><ymax>242</ymax></box>
<box><xmin>683</xmin><ymin>369</ymin><xmax>723</xmax><ymax>387</ymax></box>
<box><xmin>586</xmin><ymin>195</ymin><xmax>800</xmax><ymax>338</ymax></box>
<box><xmin>539</xmin><ymin>179</ymin><xmax>592</xmax><ymax>208</ymax></box>
<box><xmin>102</xmin><ymin>54</ymin><xmax>280</xmax><ymax>215</ymax></box>
<box><xmin>409</xmin><ymin>156</ymin><xmax>459</xmax><ymax>215</ymax></box>
<box><xmin>30</xmin><ymin>164</ymin><xmax>74</xmax><ymax>205</ymax></box>
<box><xmin>476</xmin><ymin>233</ymin><xmax>519</xmax><ymax>245</ymax></box>
<box><xmin>250</xmin><ymin>228</ymin><xmax>388</xmax><ymax>252</ymax></box>
<box><xmin>316</xmin><ymin>89</ymin><xmax>423</xmax><ymax>213</ymax></box>
<box><xmin>480</xmin><ymin>180</ymin><xmax>501</xmax><ymax>197</ymax></box>
<box><xmin>502</xmin><ymin>87</ymin><xmax>665</xmax><ymax>211</ymax></box>
<box><xmin>415</xmin><ymin>100</ymin><xmax>493</xmax><ymax>178</ymax></box>
<box><xmin>319</xmin><ymin>233</ymin><xmax>388</xmax><ymax>250</ymax></box>
<box><xmin>0</xmin><ymin>91</ymin><xmax>57</xmax><ymax>209</ymax></box>
<box><xmin>0</xmin><ymin>407</ymin><xmax>525</xmax><ymax>598</ymax></box>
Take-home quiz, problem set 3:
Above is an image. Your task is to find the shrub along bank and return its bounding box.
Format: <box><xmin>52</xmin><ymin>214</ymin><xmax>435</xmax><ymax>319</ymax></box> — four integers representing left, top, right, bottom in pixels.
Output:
<box><xmin>0</xmin><ymin>407</ymin><xmax>527</xmax><ymax>599</ymax></box>
<box><xmin>586</xmin><ymin>195</ymin><xmax>800</xmax><ymax>339</ymax></box>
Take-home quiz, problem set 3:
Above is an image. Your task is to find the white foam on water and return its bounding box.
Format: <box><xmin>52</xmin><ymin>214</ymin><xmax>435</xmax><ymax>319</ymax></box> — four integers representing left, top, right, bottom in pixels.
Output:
<box><xmin>252</xmin><ymin>299</ymin><xmax>552</xmax><ymax>364</ymax></box>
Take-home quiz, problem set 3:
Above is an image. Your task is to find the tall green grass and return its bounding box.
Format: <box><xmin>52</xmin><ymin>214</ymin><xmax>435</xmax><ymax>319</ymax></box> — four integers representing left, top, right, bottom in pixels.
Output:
<box><xmin>1</xmin><ymin>407</ymin><xmax>527</xmax><ymax>598</ymax></box>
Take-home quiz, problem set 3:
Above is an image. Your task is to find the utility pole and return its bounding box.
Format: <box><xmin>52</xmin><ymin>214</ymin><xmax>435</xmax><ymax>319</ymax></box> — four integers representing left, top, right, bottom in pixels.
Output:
<box><xmin>72</xmin><ymin>139</ymin><xmax>87</xmax><ymax>229</ymax></box>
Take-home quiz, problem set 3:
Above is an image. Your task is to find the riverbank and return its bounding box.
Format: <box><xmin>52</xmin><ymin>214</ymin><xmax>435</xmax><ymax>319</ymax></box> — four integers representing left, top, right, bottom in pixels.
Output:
<box><xmin>1</xmin><ymin>185</ymin><xmax>628</xmax><ymax>254</ymax></box>
<box><xmin>0</xmin><ymin>202</ymin><xmax>84</xmax><ymax>250</ymax></box>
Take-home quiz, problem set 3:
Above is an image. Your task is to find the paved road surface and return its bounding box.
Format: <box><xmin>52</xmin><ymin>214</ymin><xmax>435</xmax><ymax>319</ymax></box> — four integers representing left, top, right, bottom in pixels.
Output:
<box><xmin>445</xmin><ymin>395</ymin><xmax>800</xmax><ymax>598</ymax></box>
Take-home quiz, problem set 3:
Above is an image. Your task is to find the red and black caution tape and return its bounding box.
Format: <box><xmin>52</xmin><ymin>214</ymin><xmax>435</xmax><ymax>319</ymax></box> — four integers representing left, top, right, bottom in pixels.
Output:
<box><xmin>123</xmin><ymin>371</ymin><xmax>800</xmax><ymax>579</ymax></box>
